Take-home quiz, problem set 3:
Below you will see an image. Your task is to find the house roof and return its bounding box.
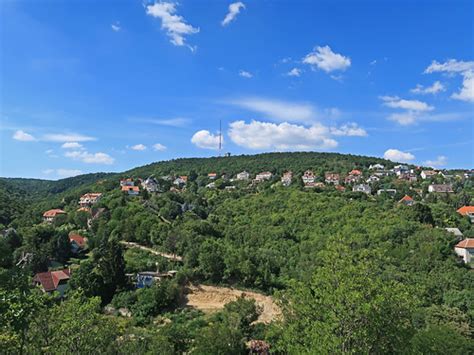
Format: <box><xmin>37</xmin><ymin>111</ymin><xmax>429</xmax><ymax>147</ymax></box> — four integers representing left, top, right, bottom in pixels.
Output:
<box><xmin>34</xmin><ymin>269</ymin><xmax>70</xmax><ymax>292</ymax></box>
<box><xmin>77</xmin><ymin>207</ymin><xmax>90</xmax><ymax>213</ymax></box>
<box><xmin>455</xmin><ymin>239</ymin><xmax>474</xmax><ymax>249</ymax></box>
<box><xmin>399</xmin><ymin>195</ymin><xmax>414</xmax><ymax>203</ymax></box>
<box><xmin>457</xmin><ymin>206</ymin><xmax>474</xmax><ymax>216</ymax></box>
<box><xmin>80</xmin><ymin>193</ymin><xmax>102</xmax><ymax>199</ymax></box>
<box><xmin>69</xmin><ymin>234</ymin><xmax>87</xmax><ymax>248</ymax></box>
<box><xmin>121</xmin><ymin>185</ymin><xmax>139</xmax><ymax>192</ymax></box>
<box><xmin>349</xmin><ymin>169</ymin><xmax>362</xmax><ymax>175</ymax></box>
<box><xmin>43</xmin><ymin>209</ymin><xmax>66</xmax><ymax>218</ymax></box>
<box><xmin>208</xmin><ymin>173</ymin><xmax>217</xmax><ymax>176</ymax></box>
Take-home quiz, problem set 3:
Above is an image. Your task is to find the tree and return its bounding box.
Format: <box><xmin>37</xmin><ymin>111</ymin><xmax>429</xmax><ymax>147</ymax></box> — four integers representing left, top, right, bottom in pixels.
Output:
<box><xmin>198</xmin><ymin>239</ymin><xmax>225</xmax><ymax>282</ymax></box>
<box><xmin>410</xmin><ymin>325</ymin><xmax>474</xmax><ymax>354</ymax></box>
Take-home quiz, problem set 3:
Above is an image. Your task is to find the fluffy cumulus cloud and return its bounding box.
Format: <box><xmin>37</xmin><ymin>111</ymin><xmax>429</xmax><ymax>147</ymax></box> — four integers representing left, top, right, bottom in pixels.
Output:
<box><xmin>424</xmin><ymin>59</ymin><xmax>474</xmax><ymax>102</ymax></box>
<box><xmin>221</xmin><ymin>2</ymin><xmax>245</xmax><ymax>26</ymax></box>
<box><xmin>61</xmin><ymin>142</ymin><xmax>83</xmax><ymax>149</ymax></box>
<box><xmin>410</xmin><ymin>81</ymin><xmax>445</xmax><ymax>95</ymax></box>
<box><xmin>131</xmin><ymin>144</ymin><xmax>147</xmax><ymax>151</ymax></box>
<box><xmin>153</xmin><ymin>143</ymin><xmax>167</xmax><ymax>151</ymax></box>
<box><xmin>146</xmin><ymin>1</ymin><xmax>199</xmax><ymax>49</ymax></box>
<box><xmin>330</xmin><ymin>123</ymin><xmax>367</xmax><ymax>137</ymax></box>
<box><xmin>383</xmin><ymin>149</ymin><xmax>415</xmax><ymax>162</ymax></box>
<box><xmin>287</xmin><ymin>68</ymin><xmax>302</xmax><ymax>77</ymax></box>
<box><xmin>228</xmin><ymin>120</ymin><xmax>338</xmax><ymax>150</ymax></box>
<box><xmin>64</xmin><ymin>150</ymin><xmax>115</xmax><ymax>164</ymax></box>
<box><xmin>424</xmin><ymin>155</ymin><xmax>448</xmax><ymax>168</ymax></box>
<box><xmin>380</xmin><ymin>96</ymin><xmax>434</xmax><ymax>111</ymax></box>
<box><xmin>303</xmin><ymin>45</ymin><xmax>351</xmax><ymax>73</ymax></box>
<box><xmin>13</xmin><ymin>130</ymin><xmax>36</xmax><ymax>141</ymax></box>
<box><xmin>191</xmin><ymin>130</ymin><xmax>222</xmax><ymax>150</ymax></box>
<box><xmin>239</xmin><ymin>70</ymin><xmax>253</xmax><ymax>78</ymax></box>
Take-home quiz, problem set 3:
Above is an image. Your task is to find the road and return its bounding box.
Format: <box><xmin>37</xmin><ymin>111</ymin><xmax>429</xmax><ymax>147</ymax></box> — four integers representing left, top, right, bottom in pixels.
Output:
<box><xmin>120</xmin><ymin>241</ymin><xmax>183</xmax><ymax>262</ymax></box>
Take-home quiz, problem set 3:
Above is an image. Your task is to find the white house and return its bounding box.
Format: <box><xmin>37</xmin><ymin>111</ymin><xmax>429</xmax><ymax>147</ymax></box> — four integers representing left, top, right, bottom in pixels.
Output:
<box><xmin>281</xmin><ymin>171</ymin><xmax>293</xmax><ymax>186</ymax></box>
<box><xmin>454</xmin><ymin>239</ymin><xmax>474</xmax><ymax>264</ymax></box>
<box><xmin>428</xmin><ymin>184</ymin><xmax>453</xmax><ymax>193</ymax></box>
<box><xmin>236</xmin><ymin>171</ymin><xmax>250</xmax><ymax>181</ymax></box>
<box><xmin>420</xmin><ymin>170</ymin><xmax>437</xmax><ymax>180</ymax></box>
<box><xmin>366</xmin><ymin>175</ymin><xmax>380</xmax><ymax>184</ymax></box>
<box><xmin>353</xmin><ymin>184</ymin><xmax>371</xmax><ymax>194</ymax></box>
<box><xmin>255</xmin><ymin>172</ymin><xmax>273</xmax><ymax>182</ymax></box>
<box><xmin>79</xmin><ymin>193</ymin><xmax>102</xmax><ymax>207</ymax></box>
<box><xmin>377</xmin><ymin>188</ymin><xmax>397</xmax><ymax>196</ymax></box>
<box><xmin>141</xmin><ymin>177</ymin><xmax>159</xmax><ymax>192</ymax></box>
<box><xmin>369</xmin><ymin>164</ymin><xmax>385</xmax><ymax>170</ymax></box>
<box><xmin>302</xmin><ymin>170</ymin><xmax>316</xmax><ymax>185</ymax></box>
<box><xmin>43</xmin><ymin>209</ymin><xmax>66</xmax><ymax>223</ymax></box>
<box><xmin>325</xmin><ymin>173</ymin><xmax>340</xmax><ymax>185</ymax></box>
<box><xmin>445</xmin><ymin>228</ymin><xmax>463</xmax><ymax>238</ymax></box>
<box><xmin>173</xmin><ymin>176</ymin><xmax>188</xmax><ymax>187</ymax></box>
<box><xmin>393</xmin><ymin>165</ymin><xmax>409</xmax><ymax>176</ymax></box>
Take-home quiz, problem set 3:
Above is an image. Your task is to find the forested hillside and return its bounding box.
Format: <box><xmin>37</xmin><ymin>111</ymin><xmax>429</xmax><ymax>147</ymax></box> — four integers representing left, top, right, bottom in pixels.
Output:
<box><xmin>1</xmin><ymin>152</ymin><xmax>473</xmax><ymax>354</ymax></box>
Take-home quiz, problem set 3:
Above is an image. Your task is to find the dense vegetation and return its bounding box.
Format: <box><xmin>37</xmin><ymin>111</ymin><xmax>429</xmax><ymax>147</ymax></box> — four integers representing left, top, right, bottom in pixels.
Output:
<box><xmin>1</xmin><ymin>152</ymin><xmax>473</xmax><ymax>353</ymax></box>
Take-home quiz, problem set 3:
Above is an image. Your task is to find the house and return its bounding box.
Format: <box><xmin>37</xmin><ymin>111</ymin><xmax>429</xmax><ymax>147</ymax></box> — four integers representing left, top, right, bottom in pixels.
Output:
<box><xmin>398</xmin><ymin>195</ymin><xmax>414</xmax><ymax>206</ymax></box>
<box><xmin>79</xmin><ymin>193</ymin><xmax>102</xmax><ymax>207</ymax></box>
<box><xmin>77</xmin><ymin>207</ymin><xmax>90</xmax><ymax>213</ymax></box>
<box><xmin>205</xmin><ymin>182</ymin><xmax>216</xmax><ymax>189</ymax></box>
<box><xmin>369</xmin><ymin>164</ymin><xmax>385</xmax><ymax>170</ymax></box>
<box><xmin>134</xmin><ymin>271</ymin><xmax>177</xmax><ymax>288</ymax></box>
<box><xmin>345</xmin><ymin>174</ymin><xmax>360</xmax><ymax>184</ymax></box>
<box><xmin>120</xmin><ymin>178</ymin><xmax>135</xmax><ymax>187</ymax></box>
<box><xmin>43</xmin><ymin>209</ymin><xmax>66</xmax><ymax>223</ymax></box>
<box><xmin>421</xmin><ymin>170</ymin><xmax>437</xmax><ymax>179</ymax></box>
<box><xmin>374</xmin><ymin>170</ymin><xmax>394</xmax><ymax>177</ymax></box>
<box><xmin>353</xmin><ymin>184</ymin><xmax>371</xmax><ymax>194</ymax></box>
<box><xmin>438</xmin><ymin>171</ymin><xmax>454</xmax><ymax>179</ymax></box>
<box><xmin>325</xmin><ymin>173</ymin><xmax>340</xmax><ymax>185</ymax></box>
<box><xmin>393</xmin><ymin>165</ymin><xmax>409</xmax><ymax>176</ymax></box>
<box><xmin>454</xmin><ymin>239</ymin><xmax>474</xmax><ymax>264</ymax></box>
<box><xmin>225</xmin><ymin>185</ymin><xmax>236</xmax><ymax>191</ymax></box>
<box><xmin>207</xmin><ymin>173</ymin><xmax>218</xmax><ymax>180</ymax></box>
<box><xmin>141</xmin><ymin>177</ymin><xmax>159</xmax><ymax>193</ymax></box>
<box><xmin>349</xmin><ymin>169</ymin><xmax>362</xmax><ymax>176</ymax></box>
<box><xmin>121</xmin><ymin>185</ymin><xmax>140</xmax><ymax>196</ymax></box>
<box><xmin>281</xmin><ymin>171</ymin><xmax>293</xmax><ymax>186</ymax></box>
<box><xmin>445</xmin><ymin>228</ymin><xmax>463</xmax><ymax>239</ymax></box>
<box><xmin>335</xmin><ymin>185</ymin><xmax>346</xmax><ymax>192</ymax></box>
<box><xmin>304</xmin><ymin>182</ymin><xmax>324</xmax><ymax>189</ymax></box>
<box><xmin>457</xmin><ymin>206</ymin><xmax>474</xmax><ymax>223</ymax></box>
<box><xmin>173</xmin><ymin>176</ymin><xmax>188</xmax><ymax>187</ymax></box>
<box><xmin>428</xmin><ymin>184</ymin><xmax>453</xmax><ymax>193</ymax></box>
<box><xmin>377</xmin><ymin>189</ymin><xmax>397</xmax><ymax>196</ymax></box>
<box><xmin>398</xmin><ymin>173</ymin><xmax>418</xmax><ymax>182</ymax></box>
<box><xmin>236</xmin><ymin>171</ymin><xmax>250</xmax><ymax>181</ymax></box>
<box><xmin>255</xmin><ymin>172</ymin><xmax>273</xmax><ymax>182</ymax></box>
<box><xmin>302</xmin><ymin>170</ymin><xmax>316</xmax><ymax>184</ymax></box>
<box><xmin>366</xmin><ymin>175</ymin><xmax>380</xmax><ymax>184</ymax></box>
<box><xmin>33</xmin><ymin>269</ymin><xmax>71</xmax><ymax>297</ymax></box>
<box><xmin>69</xmin><ymin>233</ymin><xmax>88</xmax><ymax>254</ymax></box>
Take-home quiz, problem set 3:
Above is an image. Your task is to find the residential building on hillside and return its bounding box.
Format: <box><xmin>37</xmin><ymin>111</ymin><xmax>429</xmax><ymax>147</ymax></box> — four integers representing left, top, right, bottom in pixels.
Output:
<box><xmin>398</xmin><ymin>195</ymin><xmax>414</xmax><ymax>206</ymax></box>
<box><xmin>33</xmin><ymin>269</ymin><xmax>70</xmax><ymax>297</ymax></box>
<box><xmin>255</xmin><ymin>171</ymin><xmax>273</xmax><ymax>182</ymax></box>
<box><xmin>345</xmin><ymin>174</ymin><xmax>360</xmax><ymax>184</ymax></box>
<box><xmin>141</xmin><ymin>177</ymin><xmax>159</xmax><ymax>192</ymax></box>
<box><xmin>446</xmin><ymin>228</ymin><xmax>463</xmax><ymax>238</ymax></box>
<box><xmin>236</xmin><ymin>171</ymin><xmax>250</xmax><ymax>181</ymax></box>
<box><xmin>393</xmin><ymin>165</ymin><xmax>409</xmax><ymax>176</ymax></box>
<box><xmin>353</xmin><ymin>184</ymin><xmax>371</xmax><ymax>194</ymax></box>
<box><xmin>377</xmin><ymin>188</ymin><xmax>397</xmax><ymax>196</ymax></box>
<box><xmin>79</xmin><ymin>193</ymin><xmax>102</xmax><ymax>207</ymax></box>
<box><xmin>205</xmin><ymin>182</ymin><xmax>216</xmax><ymax>189</ymax></box>
<box><xmin>366</xmin><ymin>175</ymin><xmax>380</xmax><ymax>184</ymax></box>
<box><xmin>207</xmin><ymin>173</ymin><xmax>217</xmax><ymax>180</ymax></box>
<box><xmin>369</xmin><ymin>164</ymin><xmax>385</xmax><ymax>170</ymax></box>
<box><xmin>122</xmin><ymin>185</ymin><xmax>140</xmax><ymax>196</ymax></box>
<box><xmin>43</xmin><ymin>209</ymin><xmax>66</xmax><ymax>223</ymax></box>
<box><xmin>281</xmin><ymin>171</ymin><xmax>293</xmax><ymax>186</ymax></box>
<box><xmin>325</xmin><ymin>172</ymin><xmax>340</xmax><ymax>185</ymax></box>
<box><xmin>454</xmin><ymin>239</ymin><xmax>474</xmax><ymax>264</ymax></box>
<box><xmin>421</xmin><ymin>170</ymin><xmax>437</xmax><ymax>179</ymax></box>
<box><xmin>302</xmin><ymin>170</ymin><xmax>315</xmax><ymax>185</ymax></box>
<box><xmin>349</xmin><ymin>169</ymin><xmax>362</xmax><ymax>176</ymax></box>
<box><xmin>398</xmin><ymin>173</ymin><xmax>417</xmax><ymax>182</ymax></box>
<box><xmin>120</xmin><ymin>178</ymin><xmax>135</xmax><ymax>187</ymax></box>
<box><xmin>457</xmin><ymin>206</ymin><xmax>474</xmax><ymax>223</ymax></box>
<box><xmin>69</xmin><ymin>233</ymin><xmax>88</xmax><ymax>254</ymax></box>
<box><xmin>428</xmin><ymin>184</ymin><xmax>453</xmax><ymax>193</ymax></box>
<box><xmin>173</xmin><ymin>176</ymin><xmax>188</xmax><ymax>187</ymax></box>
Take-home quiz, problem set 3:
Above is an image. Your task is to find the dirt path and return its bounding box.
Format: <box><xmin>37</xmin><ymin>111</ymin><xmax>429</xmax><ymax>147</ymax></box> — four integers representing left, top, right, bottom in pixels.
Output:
<box><xmin>184</xmin><ymin>284</ymin><xmax>281</xmax><ymax>324</ymax></box>
<box><xmin>120</xmin><ymin>241</ymin><xmax>183</xmax><ymax>262</ymax></box>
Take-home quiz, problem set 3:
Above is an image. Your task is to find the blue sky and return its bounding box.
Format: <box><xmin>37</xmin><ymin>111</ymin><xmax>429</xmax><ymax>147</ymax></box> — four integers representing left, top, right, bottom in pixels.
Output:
<box><xmin>1</xmin><ymin>0</ymin><xmax>473</xmax><ymax>179</ymax></box>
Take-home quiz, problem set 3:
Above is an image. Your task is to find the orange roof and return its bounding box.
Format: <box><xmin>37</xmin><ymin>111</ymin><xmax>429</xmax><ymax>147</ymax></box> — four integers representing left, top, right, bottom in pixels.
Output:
<box><xmin>455</xmin><ymin>239</ymin><xmax>474</xmax><ymax>249</ymax></box>
<box><xmin>350</xmin><ymin>169</ymin><xmax>362</xmax><ymax>175</ymax></box>
<box><xmin>457</xmin><ymin>206</ymin><xmax>474</xmax><ymax>216</ymax></box>
<box><xmin>34</xmin><ymin>269</ymin><xmax>70</xmax><ymax>292</ymax></box>
<box><xmin>121</xmin><ymin>186</ymin><xmax>139</xmax><ymax>192</ymax></box>
<box><xmin>43</xmin><ymin>209</ymin><xmax>66</xmax><ymax>217</ymax></box>
<box><xmin>69</xmin><ymin>234</ymin><xmax>88</xmax><ymax>248</ymax></box>
<box><xmin>77</xmin><ymin>207</ymin><xmax>90</xmax><ymax>213</ymax></box>
<box><xmin>400</xmin><ymin>195</ymin><xmax>413</xmax><ymax>202</ymax></box>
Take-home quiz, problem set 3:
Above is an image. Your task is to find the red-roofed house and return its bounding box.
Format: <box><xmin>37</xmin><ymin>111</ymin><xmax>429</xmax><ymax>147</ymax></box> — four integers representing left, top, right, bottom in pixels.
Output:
<box><xmin>398</xmin><ymin>195</ymin><xmax>414</xmax><ymax>206</ymax></box>
<box><xmin>454</xmin><ymin>239</ymin><xmax>474</xmax><ymax>264</ymax></box>
<box><xmin>457</xmin><ymin>206</ymin><xmax>474</xmax><ymax>223</ymax></box>
<box><xmin>33</xmin><ymin>269</ymin><xmax>71</xmax><ymax>297</ymax></box>
<box><xmin>69</xmin><ymin>234</ymin><xmax>88</xmax><ymax>254</ymax></box>
<box><xmin>122</xmin><ymin>185</ymin><xmax>140</xmax><ymax>196</ymax></box>
<box><xmin>43</xmin><ymin>209</ymin><xmax>66</xmax><ymax>223</ymax></box>
<box><xmin>349</xmin><ymin>169</ymin><xmax>362</xmax><ymax>176</ymax></box>
<box><xmin>79</xmin><ymin>193</ymin><xmax>102</xmax><ymax>207</ymax></box>
<box><xmin>208</xmin><ymin>173</ymin><xmax>217</xmax><ymax>180</ymax></box>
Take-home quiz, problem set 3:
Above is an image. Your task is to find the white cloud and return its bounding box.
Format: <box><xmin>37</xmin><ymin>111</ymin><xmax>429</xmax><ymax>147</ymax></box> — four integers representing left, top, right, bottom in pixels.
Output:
<box><xmin>42</xmin><ymin>133</ymin><xmax>96</xmax><ymax>142</ymax></box>
<box><xmin>287</xmin><ymin>68</ymin><xmax>302</xmax><ymax>77</ymax></box>
<box><xmin>424</xmin><ymin>59</ymin><xmax>474</xmax><ymax>103</ymax></box>
<box><xmin>64</xmin><ymin>150</ymin><xmax>114</xmax><ymax>164</ymax></box>
<box><xmin>303</xmin><ymin>45</ymin><xmax>351</xmax><ymax>73</ymax></box>
<box><xmin>131</xmin><ymin>144</ymin><xmax>147</xmax><ymax>151</ymax></box>
<box><xmin>239</xmin><ymin>70</ymin><xmax>253</xmax><ymax>78</ymax></box>
<box><xmin>146</xmin><ymin>1</ymin><xmax>199</xmax><ymax>48</ymax></box>
<box><xmin>228</xmin><ymin>120</ymin><xmax>338</xmax><ymax>150</ymax></box>
<box><xmin>111</xmin><ymin>22</ymin><xmax>121</xmax><ymax>32</ymax></box>
<box><xmin>61</xmin><ymin>142</ymin><xmax>83</xmax><ymax>149</ymax></box>
<box><xmin>153</xmin><ymin>143</ymin><xmax>167</xmax><ymax>151</ymax></box>
<box><xmin>222</xmin><ymin>2</ymin><xmax>245</xmax><ymax>26</ymax></box>
<box><xmin>424</xmin><ymin>155</ymin><xmax>447</xmax><ymax>168</ymax></box>
<box><xmin>229</xmin><ymin>97</ymin><xmax>315</xmax><ymax>123</ymax></box>
<box><xmin>191</xmin><ymin>130</ymin><xmax>222</xmax><ymax>150</ymax></box>
<box><xmin>452</xmin><ymin>71</ymin><xmax>474</xmax><ymax>102</ymax></box>
<box><xmin>13</xmin><ymin>130</ymin><xmax>36</xmax><ymax>141</ymax></box>
<box><xmin>383</xmin><ymin>149</ymin><xmax>415</xmax><ymax>162</ymax></box>
<box><xmin>380</xmin><ymin>96</ymin><xmax>434</xmax><ymax>111</ymax></box>
<box><xmin>387</xmin><ymin>112</ymin><xmax>418</xmax><ymax>125</ymax></box>
<box><xmin>330</xmin><ymin>123</ymin><xmax>367</xmax><ymax>137</ymax></box>
<box><xmin>410</xmin><ymin>81</ymin><xmax>445</xmax><ymax>95</ymax></box>
<box><xmin>134</xmin><ymin>117</ymin><xmax>191</xmax><ymax>127</ymax></box>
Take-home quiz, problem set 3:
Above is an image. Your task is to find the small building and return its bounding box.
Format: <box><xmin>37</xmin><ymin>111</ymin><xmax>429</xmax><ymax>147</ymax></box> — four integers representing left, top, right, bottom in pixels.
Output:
<box><xmin>398</xmin><ymin>173</ymin><xmax>418</xmax><ymax>182</ymax></box>
<box><xmin>454</xmin><ymin>239</ymin><xmax>474</xmax><ymax>264</ymax></box>
<box><xmin>43</xmin><ymin>209</ymin><xmax>66</xmax><ymax>223</ymax></box>
<box><xmin>335</xmin><ymin>185</ymin><xmax>346</xmax><ymax>192</ymax></box>
<box><xmin>366</xmin><ymin>175</ymin><xmax>380</xmax><ymax>184</ymax></box>
<box><xmin>134</xmin><ymin>271</ymin><xmax>177</xmax><ymax>288</ymax></box>
<box><xmin>445</xmin><ymin>228</ymin><xmax>463</xmax><ymax>239</ymax></box>
<box><xmin>236</xmin><ymin>171</ymin><xmax>250</xmax><ymax>181</ymax></box>
<box><xmin>393</xmin><ymin>165</ymin><xmax>409</xmax><ymax>176</ymax></box>
<box><xmin>420</xmin><ymin>170</ymin><xmax>437</xmax><ymax>180</ymax></box>
<box><xmin>302</xmin><ymin>170</ymin><xmax>316</xmax><ymax>184</ymax></box>
<box><xmin>121</xmin><ymin>185</ymin><xmax>140</xmax><ymax>196</ymax></box>
<box><xmin>255</xmin><ymin>172</ymin><xmax>273</xmax><ymax>182</ymax></box>
<box><xmin>353</xmin><ymin>184</ymin><xmax>371</xmax><ymax>194</ymax></box>
<box><xmin>79</xmin><ymin>193</ymin><xmax>102</xmax><ymax>207</ymax></box>
<box><xmin>398</xmin><ymin>195</ymin><xmax>414</xmax><ymax>206</ymax></box>
<box><xmin>281</xmin><ymin>171</ymin><xmax>293</xmax><ymax>186</ymax></box>
<box><xmin>120</xmin><ymin>178</ymin><xmax>135</xmax><ymax>187</ymax></box>
<box><xmin>345</xmin><ymin>174</ymin><xmax>360</xmax><ymax>184</ymax></box>
<box><xmin>205</xmin><ymin>182</ymin><xmax>216</xmax><ymax>189</ymax></box>
<box><xmin>349</xmin><ymin>169</ymin><xmax>362</xmax><ymax>176</ymax></box>
<box><xmin>457</xmin><ymin>206</ymin><xmax>474</xmax><ymax>223</ymax></box>
<box><xmin>377</xmin><ymin>188</ymin><xmax>397</xmax><ymax>196</ymax></box>
<box><xmin>369</xmin><ymin>164</ymin><xmax>385</xmax><ymax>170</ymax></box>
<box><xmin>69</xmin><ymin>233</ymin><xmax>88</xmax><ymax>254</ymax></box>
<box><xmin>173</xmin><ymin>176</ymin><xmax>188</xmax><ymax>187</ymax></box>
<box><xmin>33</xmin><ymin>269</ymin><xmax>71</xmax><ymax>297</ymax></box>
<box><xmin>225</xmin><ymin>185</ymin><xmax>236</xmax><ymax>191</ymax></box>
<box><xmin>141</xmin><ymin>177</ymin><xmax>159</xmax><ymax>192</ymax></box>
<box><xmin>428</xmin><ymin>184</ymin><xmax>453</xmax><ymax>193</ymax></box>
<box><xmin>325</xmin><ymin>173</ymin><xmax>340</xmax><ymax>185</ymax></box>
<box><xmin>207</xmin><ymin>173</ymin><xmax>218</xmax><ymax>180</ymax></box>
